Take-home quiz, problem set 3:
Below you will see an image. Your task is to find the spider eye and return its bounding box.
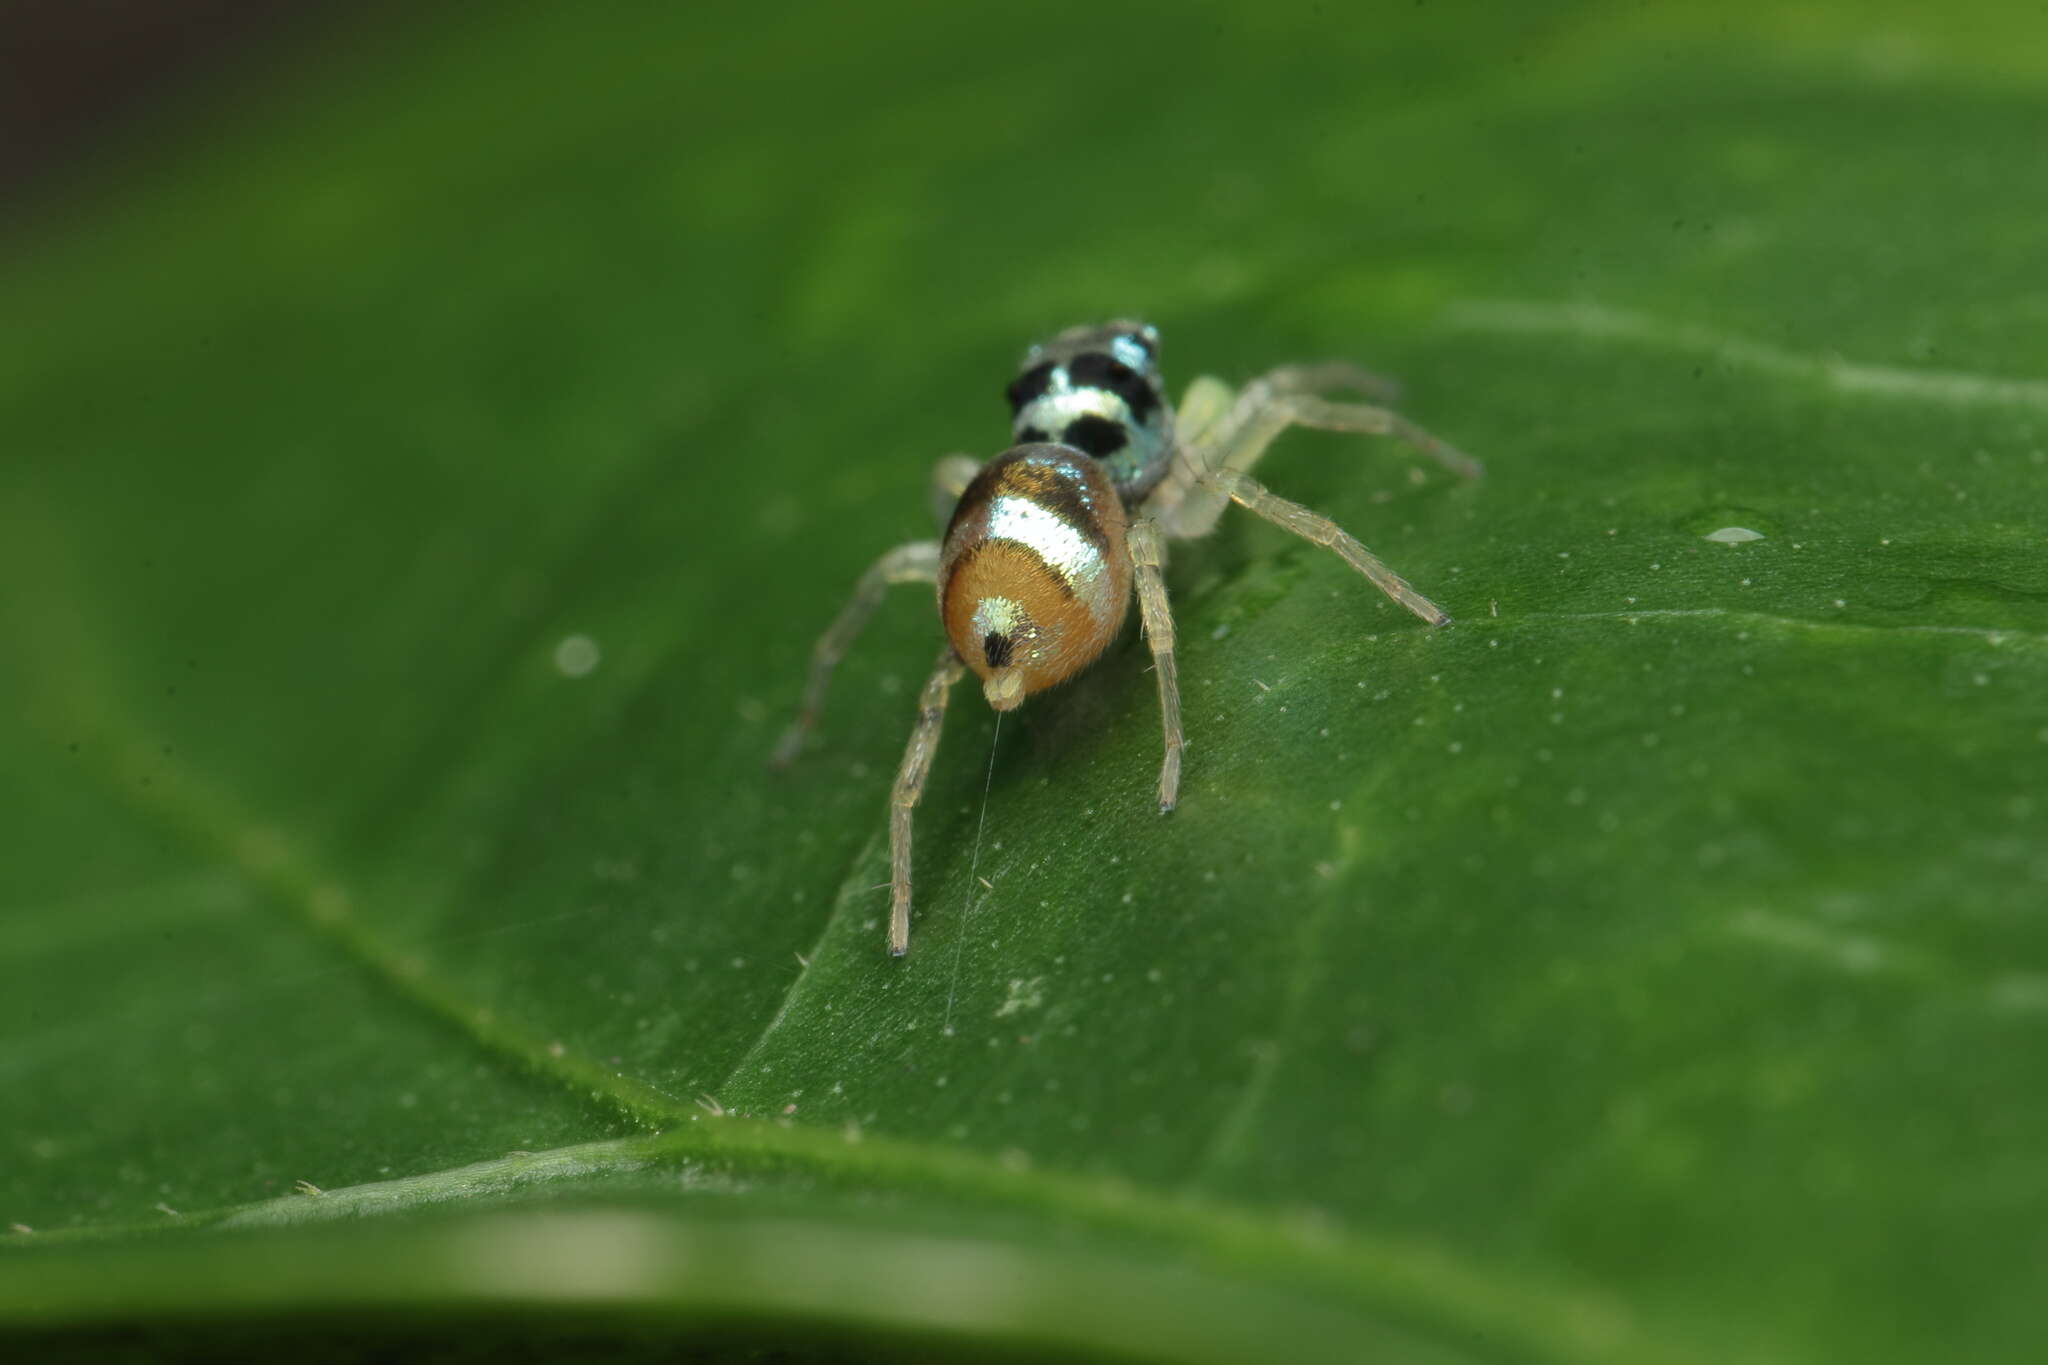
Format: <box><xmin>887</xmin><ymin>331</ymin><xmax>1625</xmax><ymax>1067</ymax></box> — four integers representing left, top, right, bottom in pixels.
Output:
<box><xmin>1060</xmin><ymin>414</ymin><xmax>1128</xmax><ymax>458</ymax></box>
<box><xmin>1067</xmin><ymin>352</ymin><xmax>1159</xmax><ymax>424</ymax></box>
<box><xmin>1005</xmin><ymin>360</ymin><xmax>1058</xmax><ymax>412</ymax></box>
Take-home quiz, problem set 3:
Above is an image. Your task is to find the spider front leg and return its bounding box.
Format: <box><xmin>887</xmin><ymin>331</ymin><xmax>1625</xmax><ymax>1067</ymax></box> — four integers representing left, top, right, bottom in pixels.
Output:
<box><xmin>770</xmin><ymin>539</ymin><xmax>940</xmax><ymax>767</ymax></box>
<box><xmin>926</xmin><ymin>454</ymin><xmax>982</xmax><ymax>526</ymax></box>
<box><xmin>1164</xmin><ymin>370</ymin><xmax>1482</xmax><ymax>525</ymax></box>
<box><xmin>1205</xmin><ymin>467</ymin><xmax>1449</xmax><ymax>625</ymax></box>
<box><xmin>1154</xmin><ymin>368</ymin><xmax>1476</xmax><ymax>626</ymax></box>
<box><xmin>889</xmin><ymin>647</ymin><xmax>967</xmax><ymax>956</ymax></box>
<box><xmin>1221</xmin><ymin>371</ymin><xmax>1484</xmax><ymax>483</ymax></box>
<box><xmin>1127</xmin><ymin>516</ymin><xmax>1183</xmax><ymax>813</ymax></box>
<box><xmin>1254</xmin><ymin>360</ymin><xmax>1406</xmax><ymax>405</ymax></box>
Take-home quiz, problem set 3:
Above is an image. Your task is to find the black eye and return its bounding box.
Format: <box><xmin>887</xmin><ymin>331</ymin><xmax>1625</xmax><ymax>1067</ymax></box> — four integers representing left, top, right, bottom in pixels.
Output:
<box><xmin>1065</xmin><ymin>352</ymin><xmax>1158</xmax><ymax>424</ymax></box>
<box><xmin>1016</xmin><ymin>426</ymin><xmax>1049</xmax><ymax>443</ymax></box>
<box><xmin>1067</xmin><ymin>352</ymin><xmax>1132</xmax><ymax>386</ymax></box>
<box><xmin>1005</xmin><ymin>361</ymin><xmax>1057</xmax><ymax>412</ymax></box>
<box><xmin>1061</xmin><ymin>414</ymin><xmax>1128</xmax><ymax>458</ymax></box>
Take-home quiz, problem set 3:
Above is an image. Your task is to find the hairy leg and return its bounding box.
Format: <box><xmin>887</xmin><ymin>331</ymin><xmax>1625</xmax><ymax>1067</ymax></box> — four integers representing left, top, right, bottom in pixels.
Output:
<box><xmin>770</xmin><ymin>540</ymin><xmax>940</xmax><ymax>766</ymax></box>
<box><xmin>1127</xmin><ymin>517</ymin><xmax>1184</xmax><ymax>812</ymax></box>
<box><xmin>888</xmin><ymin>647</ymin><xmax>967</xmax><ymax>956</ymax></box>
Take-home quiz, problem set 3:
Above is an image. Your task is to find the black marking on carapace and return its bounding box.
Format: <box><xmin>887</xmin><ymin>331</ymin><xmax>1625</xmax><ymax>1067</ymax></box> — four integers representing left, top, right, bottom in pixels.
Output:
<box><xmin>1065</xmin><ymin>352</ymin><xmax>1158</xmax><ymax>424</ymax></box>
<box><xmin>1061</xmin><ymin>414</ymin><xmax>1128</xmax><ymax>458</ymax></box>
<box><xmin>1005</xmin><ymin>360</ymin><xmax>1058</xmax><ymax>413</ymax></box>
<box><xmin>983</xmin><ymin>632</ymin><xmax>1014</xmax><ymax>668</ymax></box>
<box><xmin>1119</xmin><ymin>330</ymin><xmax>1154</xmax><ymax>358</ymax></box>
<box><xmin>1017</xmin><ymin>425</ymin><xmax>1049</xmax><ymax>443</ymax></box>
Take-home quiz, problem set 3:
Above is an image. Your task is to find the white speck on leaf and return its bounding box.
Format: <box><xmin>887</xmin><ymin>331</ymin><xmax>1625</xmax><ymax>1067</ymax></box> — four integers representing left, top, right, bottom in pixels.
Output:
<box><xmin>553</xmin><ymin>634</ymin><xmax>601</xmax><ymax>677</ymax></box>
<box><xmin>995</xmin><ymin>977</ymin><xmax>1044</xmax><ymax>1018</ymax></box>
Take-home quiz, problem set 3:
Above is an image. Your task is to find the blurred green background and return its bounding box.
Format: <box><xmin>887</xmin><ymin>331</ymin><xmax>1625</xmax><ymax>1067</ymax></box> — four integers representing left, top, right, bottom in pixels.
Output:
<box><xmin>4</xmin><ymin>2</ymin><xmax>2047</xmax><ymax>1361</ymax></box>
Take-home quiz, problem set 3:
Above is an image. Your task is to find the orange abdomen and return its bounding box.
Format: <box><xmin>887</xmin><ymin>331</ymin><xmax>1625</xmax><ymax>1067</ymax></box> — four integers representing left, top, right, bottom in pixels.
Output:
<box><xmin>939</xmin><ymin>445</ymin><xmax>1132</xmax><ymax>708</ymax></box>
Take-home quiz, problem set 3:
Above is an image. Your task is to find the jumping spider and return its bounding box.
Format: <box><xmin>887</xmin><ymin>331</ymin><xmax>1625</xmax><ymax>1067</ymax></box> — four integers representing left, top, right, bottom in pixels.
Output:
<box><xmin>773</xmin><ymin>322</ymin><xmax>1479</xmax><ymax>955</ymax></box>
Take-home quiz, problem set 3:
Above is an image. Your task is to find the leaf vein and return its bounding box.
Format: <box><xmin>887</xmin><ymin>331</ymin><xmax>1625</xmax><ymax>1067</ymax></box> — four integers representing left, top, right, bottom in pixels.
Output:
<box><xmin>1446</xmin><ymin>298</ymin><xmax>2048</xmax><ymax>411</ymax></box>
<box><xmin>712</xmin><ymin>827</ymin><xmax>885</xmax><ymax>1099</ymax></box>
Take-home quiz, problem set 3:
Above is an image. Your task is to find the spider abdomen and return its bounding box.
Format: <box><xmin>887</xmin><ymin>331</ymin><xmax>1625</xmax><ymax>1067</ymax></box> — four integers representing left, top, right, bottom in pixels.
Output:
<box><xmin>939</xmin><ymin>444</ymin><xmax>1131</xmax><ymax>711</ymax></box>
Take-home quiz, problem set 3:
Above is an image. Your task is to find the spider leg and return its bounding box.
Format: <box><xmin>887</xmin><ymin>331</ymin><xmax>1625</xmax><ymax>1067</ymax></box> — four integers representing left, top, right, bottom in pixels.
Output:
<box><xmin>770</xmin><ymin>539</ymin><xmax>941</xmax><ymax>767</ymax></box>
<box><xmin>1240</xmin><ymin>390</ymin><xmax>1483</xmax><ymax>482</ymax></box>
<box><xmin>1127</xmin><ymin>516</ymin><xmax>1183</xmax><ymax>813</ymax></box>
<box><xmin>1257</xmin><ymin>360</ymin><xmax>1405</xmax><ymax>404</ymax></box>
<box><xmin>928</xmin><ymin>453</ymin><xmax>983</xmax><ymax>526</ymax></box>
<box><xmin>1205</xmin><ymin>467</ymin><xmax>1449</xmax><ymax>626</ymax></box>
<box><xmin>1159</xmin><ymin>372</ymin><xmax>1481</xmax><ymax>541</ymax></box>
<box><xmin>889</xmin><ymin>647</ymin><xmax>968</xmax><ymax>956</ymax></box>
<box><xmin>1173</xmin><ymin>374</ymin><xmax>1237</xmax><ymax>448</ymax></box>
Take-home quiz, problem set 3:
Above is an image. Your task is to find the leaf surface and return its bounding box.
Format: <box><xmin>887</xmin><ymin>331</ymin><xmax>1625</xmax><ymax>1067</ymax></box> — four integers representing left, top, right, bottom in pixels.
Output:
<box><xmin>4</xmin><ymin>3</ymin><xmax>2046</xmax><ymax>1361</ymax></box>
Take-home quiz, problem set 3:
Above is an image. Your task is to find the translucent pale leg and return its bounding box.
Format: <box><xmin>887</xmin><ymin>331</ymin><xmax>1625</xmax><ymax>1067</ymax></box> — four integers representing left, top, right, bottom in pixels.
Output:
<box><xmin>927</xmin><ymin>454</ymin><xmax>983</xmax><ymax>527</ymax></box>
<box><xmin>889</xmin><ymin>648</ymin><xmax>967</xmax><ymax>956</ymax></box>
<box><xmin>1173</xmin><ymin>365</ymin><xmax>1400</xmax><ymax>447</ymax></box>
<box><xmin>1219</xmin><ymin>383</ymin><xmax>1482</xmax><ymax>482</ymax></box>
<box><xmin>1256</xmin><ymin>360</ymin><xmax>1405</xmax><ymax>404</ymax></box>
<box><xmin>1175</xmin><ymin>375</ymin><xmax>1236</xmax><ymax>443</ymax></box>
<box><xmin>1144</xmin><ymin>375</ymin><xmax>1234</xmax><ymax>530</ymax></box>
<box><xmin>1207</xmin><ymin>468</ymin><xmax>1449</xmax><ymax>626</ymax></box>
<box><xmin>1127</xmin><ymin>517</ymin><xmax>1183</xmax><ymax>813</ymax></box>
<box><xmin>1162</xmin><ymin>376</ymin><xmax>1482</xmax><ymax>540</ymax></box>
<box><xmin>769</xmin><ymin>539</ymin><xmax>940</xmax><ymax>767</ymax></box>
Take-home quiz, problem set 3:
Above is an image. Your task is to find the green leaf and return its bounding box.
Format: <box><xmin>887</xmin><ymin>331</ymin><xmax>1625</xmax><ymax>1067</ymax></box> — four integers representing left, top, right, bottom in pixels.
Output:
<box><xmin>5</xmin><ymin>2</ymin><xmax>2046</xmax><ymax>1361</ymax></box>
